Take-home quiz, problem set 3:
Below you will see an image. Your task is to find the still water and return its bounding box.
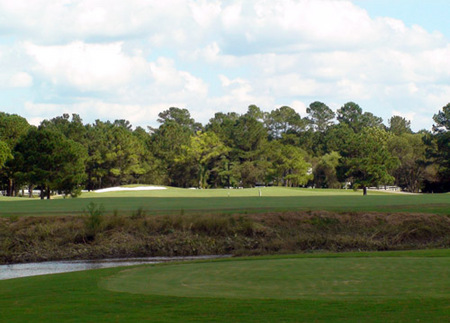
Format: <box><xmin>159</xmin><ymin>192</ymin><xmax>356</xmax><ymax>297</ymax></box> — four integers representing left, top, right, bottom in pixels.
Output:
<box><xmin>0</xmin><ymin>255</ymin><xmax>227</xmax><ymax>280</ymax></box>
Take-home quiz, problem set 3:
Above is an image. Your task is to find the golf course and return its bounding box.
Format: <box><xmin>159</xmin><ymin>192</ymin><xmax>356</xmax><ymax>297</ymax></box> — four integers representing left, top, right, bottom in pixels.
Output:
<box><xmin>1</xmin><ymin>187</ymin><xmax>449</xmax><ymax>322</ymax></box>
<box><xmin>1</xmin><ymin>186</ymin><xmax>449</xmax><ymax>215</ymax></box>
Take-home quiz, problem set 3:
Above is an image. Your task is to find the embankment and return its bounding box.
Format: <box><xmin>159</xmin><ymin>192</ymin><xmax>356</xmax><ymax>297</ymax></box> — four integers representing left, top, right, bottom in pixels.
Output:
<box><xmin>1</xmin><ymin>211</ymin><xmax>449</xmax><ymax>264</ymax></box>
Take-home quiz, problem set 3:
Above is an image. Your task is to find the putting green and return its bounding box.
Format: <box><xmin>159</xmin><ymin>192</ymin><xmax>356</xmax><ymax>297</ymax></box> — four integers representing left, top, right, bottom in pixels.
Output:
<box><xmin>102</xmin><ymin>255</ymin><xmax>450</xmax><ymax>300</ymax></box>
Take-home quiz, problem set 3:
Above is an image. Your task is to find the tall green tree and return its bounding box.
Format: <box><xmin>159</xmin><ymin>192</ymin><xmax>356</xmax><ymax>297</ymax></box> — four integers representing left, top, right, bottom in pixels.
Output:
<box><xmin>0</xmin><ymin>113</ymin><xmax>30</xmax><ymax>196</ymax></box>
<box><xmin>427</xmin><ymin>103</ymin><xmax>450</xmax><ymax>192</ymax></box>
<box><xmin>277</xmin><ymin>144</ymin><xmax>312</xmax><ymax>187</ymax></box>
<box><xmin>313</xmin><ymin>151</ymin><xmax>341</xmax><ymax>188</ymax></box>
<box><xmin>388</xmin><ymin>133</ymin><xmax>427</xmax><ymax>192</ymax></box>
<box><xmin>84</xmin><ymin>121</ymin><xmax>110</xmax><ymax>190</ymax></box>
<box><xmin>40</xmin><ymin>113</ymin><xmax>87</xmax><ymax>143</ymax></box>
<box><xmin>132</xmin><ymin>126</ymin><xmax>166</xmax><ymax>185</ymax></box>
<box><xmin>86</xmin><ymin>120</ymin><xmax>154</xmax><ymax>188</ymax></box>
<box><xmin>264</xmin><ymin>141</ymin><xmax>312</xmax><ymax>187</ymax></box>
<box><xmin>230</xmin><ymin>114</ymin><xmax>267</xmax><ymax>162</ymax></box>
<box><xmin>206</xmin><ymin>112</ymin><xmax>240</xmax><ymax>149</ymax></box>
<box><xmin>180</xmin><ymin>131</ymin><xmax>230</xmax><ymax>188</ymax></box>
<box><xmin>264</xmin><ymin>106</ymin><xmax>305</xmax><ymax>139</ymax></box>
<box><xmin>344</xmin><ymin>127</ymin><xmax>399</xmax><ymax>195</ymax></box>
<box><xmin>0</xmin><ymin>112</ymin><xmax>30</xmax><ymax>149</ymax></box>
<box><xmin>0</xmin><ymin>141</ymin><xmax>11</xmax><ymax>169</ymax></box>
<box><xmin>322</xmin><ymin>123</ymin><xmax>355</xmax><ymax>155</ymax></box>
<box><xmin>432</xmin><ymin>103</ymin><xmax>450</xmax><ymax>132</ymax></box>
<box><xmin>155</xmin><ymin>107</ymin><xmax>202</xmax><ymax>132</ymax></box>
<box><xmin>360</xmin><ymin>112</ymin><xmax>384</xmax><ymax>129</ymax></box>
<box><xmin>14</xmin><ymin>127</ymin><xmax>87</xmax><ymax>198</ymax></box>
<box><xmin>388</xmin><ymin>116</ymin><xmax>412</xmax><ymax>135</ymax></box>
<box><xmin>306</xmin><ymin>101</ymin><xmax>335</xmax><ymax>132</ymax></box>
<box><xmin>336</xmin><ymin>102</ymin><xmax>363</xmax><ymax>131</ymax></box>
<box><xmin>151</xmin><ymin>108</ymin><xmax>201</xmax><ymax>187</ymax></box>
<box><xmin>337</xmin><ymin>102</ymin><xmax>383</xmax><ymax>132</ymax></box>
<box><xmin>232</xmin><ymin>161</ymin><xmax>266</xmax><ymax>188</ymax></box>
<box><xmin>246</xmin><ymin>104</ymin><xmax>265</xmax><ymax>121</ymax></box>
<box><xmin>106</xmin><ymin>124</ymin><xmax>147</xmax><ymax>185</ymax></box>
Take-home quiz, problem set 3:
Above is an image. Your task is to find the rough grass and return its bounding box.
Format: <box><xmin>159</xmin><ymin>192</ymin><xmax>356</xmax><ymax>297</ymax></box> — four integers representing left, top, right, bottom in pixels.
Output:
<box><xmin>1</xmin><ymin>210</ymin><xmax>449</xmax><ymax>264</ymax></box>
<box><xmin>0</xmin><ymin>250</ymin><xmax>448</xmax><ymax>322</ymax></box>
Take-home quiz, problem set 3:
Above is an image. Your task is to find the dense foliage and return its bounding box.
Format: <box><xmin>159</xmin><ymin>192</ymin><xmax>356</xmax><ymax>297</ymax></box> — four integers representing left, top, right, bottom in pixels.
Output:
<box><xmin>0</xmin><ymin>102</ymin><xmax>449</xmax><ymax>198</ymax></box>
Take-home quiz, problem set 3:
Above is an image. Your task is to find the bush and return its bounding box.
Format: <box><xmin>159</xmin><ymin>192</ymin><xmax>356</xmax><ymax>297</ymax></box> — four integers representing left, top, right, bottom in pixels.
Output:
<box><xmin>83</xmin><ymin>202</ymin><xmax>105</xmax><ymax>241</ymax></box>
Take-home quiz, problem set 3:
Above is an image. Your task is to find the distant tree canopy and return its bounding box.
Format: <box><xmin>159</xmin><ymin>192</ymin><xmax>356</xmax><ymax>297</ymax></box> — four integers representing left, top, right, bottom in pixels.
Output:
<box><xmin>0</xmin><ymin>103</ymin><xmax>449</xmax><ymax>197</ymax></box>
<box><xmin>0</xmin><ymin>141</ymin><xmax>11</xmax><ymax>169</ymax></box>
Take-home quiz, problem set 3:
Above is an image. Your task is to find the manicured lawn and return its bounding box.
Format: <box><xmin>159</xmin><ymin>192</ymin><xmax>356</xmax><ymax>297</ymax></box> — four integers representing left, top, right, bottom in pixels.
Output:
<box><xmin>105</xmin><ymin>253</ymin><xmax>449</xmax><ymax>300</ymax></box>
<box><xmin>0</xmin><ymin>187</ymin><xmax>449</xmax><ymax>216</ymax></box>
<box><xmin>0</xmin><ymin>250</ymin><xmax>448</xmax><ymax>322</ymax></box>
<box><xmin>80</xmin><ymin>186</ymin><xmax>370</xmax><ymax>198</ymax></box>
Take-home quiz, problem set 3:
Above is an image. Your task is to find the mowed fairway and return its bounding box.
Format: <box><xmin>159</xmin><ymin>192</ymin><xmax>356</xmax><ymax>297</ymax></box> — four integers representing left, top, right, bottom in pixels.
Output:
<box><xmin>1</xmin><ymin>250</ymin><xmax>449</xmax><ymax>322</ymax></box>
<box><xmin>104</xmin><ymin>252</ymin><xmax>449</xmax><ymax>300</ymax></box>
<box><xmin>0</xmin><ymin>186</ymin><xmax>449</xmax><ymax>216</ymax></box>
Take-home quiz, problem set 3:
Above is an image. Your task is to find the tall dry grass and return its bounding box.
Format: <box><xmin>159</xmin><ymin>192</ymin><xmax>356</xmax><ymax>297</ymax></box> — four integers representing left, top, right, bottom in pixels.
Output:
<box><xmin>1</xmin><ymin>209</ymin><xmax>449</xmax><ymax>264</ymax></box>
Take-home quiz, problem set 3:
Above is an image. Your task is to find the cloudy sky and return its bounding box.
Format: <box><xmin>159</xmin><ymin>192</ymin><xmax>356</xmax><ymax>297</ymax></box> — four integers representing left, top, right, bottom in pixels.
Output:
<box><xmin>0</xmin><ymin>0</ymin><xmax>449</xmax><ymax>131</ymax></box>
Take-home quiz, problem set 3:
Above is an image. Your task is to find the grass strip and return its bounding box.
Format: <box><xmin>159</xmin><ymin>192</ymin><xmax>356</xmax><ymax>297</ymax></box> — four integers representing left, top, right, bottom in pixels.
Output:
<box><xmin>1</xmin><ymin>192</ymin><xmax>449</xmax><ymax>216</ymax></box>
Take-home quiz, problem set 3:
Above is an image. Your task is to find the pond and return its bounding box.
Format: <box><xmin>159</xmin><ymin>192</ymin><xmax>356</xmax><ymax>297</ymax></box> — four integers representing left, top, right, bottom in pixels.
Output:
<box><xmin>0</xmin><ymin>255</ymin><xmax>229</xmax><ymax>280</ymax></box>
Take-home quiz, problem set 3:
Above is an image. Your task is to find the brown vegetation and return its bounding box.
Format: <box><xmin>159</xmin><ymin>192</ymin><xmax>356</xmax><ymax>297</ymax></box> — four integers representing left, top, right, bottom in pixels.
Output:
<box><xmin>1</xmin><ymin>210</ymin><xmax>449</xmax><ymax>264</ymax></box>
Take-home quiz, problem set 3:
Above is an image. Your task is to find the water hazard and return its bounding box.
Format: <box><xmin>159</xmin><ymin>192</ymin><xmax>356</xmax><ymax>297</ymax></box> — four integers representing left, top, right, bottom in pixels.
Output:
<box><xmin>0</xmin><ymin>255</ymin><xmax>228</xmax><ymax>280</ymax></box>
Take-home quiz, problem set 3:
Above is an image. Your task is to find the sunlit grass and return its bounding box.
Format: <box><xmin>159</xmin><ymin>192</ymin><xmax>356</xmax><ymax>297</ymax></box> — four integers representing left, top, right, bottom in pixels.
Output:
<box><xmin>81</xmin><ymin>186</ymin><xmax>371</xmax><ymax>198</ymax></box>
<box><xmin>0</xmin><ymin>186</ymin><xmax>448</xmax><ymax>216</ymax></box>
<box><xmin>104</xmin><ymin>250</ymin><xmax>450</xmax><ymax>300</ymax></box>
<box><xmin>1</xmin><ymin>250</ymin><xmax>448</xmax><ymax>322</ymax></box>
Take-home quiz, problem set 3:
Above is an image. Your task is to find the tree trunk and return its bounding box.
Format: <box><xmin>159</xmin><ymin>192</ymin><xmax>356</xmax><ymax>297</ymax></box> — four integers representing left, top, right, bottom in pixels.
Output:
<box><xmin>8</xmin><ymin>178</ymin><xmax>13</xmax><ymax>197</ymax></box>
<box><xmin>46</xmin><ymin>187</ymin><xmax>51</xmax><ymax>199</ymax></box>
<box><xmin>363</xmin><ymin>186</ymin><xmax>367</xmax><ymax>195</ymax></box>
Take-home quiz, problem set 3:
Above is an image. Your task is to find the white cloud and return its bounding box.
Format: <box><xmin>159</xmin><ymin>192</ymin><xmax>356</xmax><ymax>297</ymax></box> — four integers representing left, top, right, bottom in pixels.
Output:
<box><xmin>290</xmin><ymin>100</ymin><xmax>307</xmax><ymax>117</ymax></box>
<box><xmin>147</xmin><ymin>57</ymin><xmax>209</xmax><ymax>103</ymax></box>
<box><xmin>25</xmin><ymin>41</ymin><xmax>148</xmax><ymax>92</ymax></box>
<box><xmin>9</xmin><ymin>72</ymin><xmax>33</xmax><ymax>88</ymax></box>
<box><xmin>0</xmin><ymin>0</ymin><xmax>449</xmax><ymax>131</ymax></box>
<box><xmin>261</xmin><ymin>74</ymin><xmax>319</xmax><ymax>97</ymax></box>
<box><xmin>24</xmin><ymin>101</ymin><xmax>68</xmax><ymax>118</ymax></box>
<box><xmin>217</xmin><ymin>75</ymin><xmax>255</xmax><ymax>103</ymax></box>
<box><xmin>0</xmin><ymin>0</ymin><xmax>193</xmax><ymax>44</ymax></box>
<box><xmin>189</xmin><ymin>0</ymin><xmax>222</xmax><ymax>28</ymax></box>
<box><xmin>392</xmin><ymin>110</ymin><xmax>416</xmax><ymax>123</ymax></box>
<box><xmin>27</xmin><ymin>117</ymin><xmax>44</xmax><ymax>127</ymax></box>
<box><xmin>24</xmin><ymin>100</ymin><xmax>163</xmax><ymax>128</ymax></box>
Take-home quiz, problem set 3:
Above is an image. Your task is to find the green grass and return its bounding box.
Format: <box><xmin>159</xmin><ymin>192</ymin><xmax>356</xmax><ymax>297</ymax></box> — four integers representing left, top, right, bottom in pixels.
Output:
<box><xmin>104</xmin><ymin>254</ymin><xmax>449</xmax><ymax>300</ymax></box>
<box><xmin>81</xmin><ymin>186</ymin><xmax>372</xmax><ymax>198</ymax></box>
<box><xmin>0</xmin><ymin>187</ymin><xmax>449</xmax><ymax>216</ymax></box>
<box><xmin>1</xmin><ymin>250</ymin><xmax>448</xmax><ymax>322</ymax></box>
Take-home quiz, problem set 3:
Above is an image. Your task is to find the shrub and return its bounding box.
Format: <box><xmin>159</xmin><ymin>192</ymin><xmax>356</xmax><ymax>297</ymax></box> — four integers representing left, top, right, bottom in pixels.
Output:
<box><xmin>83</xmin><ymin>202</ymin><xmax>105</xmax><ymax>241</ymax></box>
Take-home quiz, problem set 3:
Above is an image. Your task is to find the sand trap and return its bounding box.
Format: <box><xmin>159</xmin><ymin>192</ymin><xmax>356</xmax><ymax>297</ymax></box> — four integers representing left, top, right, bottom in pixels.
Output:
<box><xmin>94</xmin><ymin>186</ymin><xmax>167</xmax><ymax>193</ymax></box>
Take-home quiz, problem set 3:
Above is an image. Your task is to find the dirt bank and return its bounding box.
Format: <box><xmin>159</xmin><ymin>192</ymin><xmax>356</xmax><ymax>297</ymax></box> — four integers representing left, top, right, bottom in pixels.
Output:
<box><xmin>1</xmin><ymin>211</ymin><xmax>449</xmax><ymax>264</ymax></box>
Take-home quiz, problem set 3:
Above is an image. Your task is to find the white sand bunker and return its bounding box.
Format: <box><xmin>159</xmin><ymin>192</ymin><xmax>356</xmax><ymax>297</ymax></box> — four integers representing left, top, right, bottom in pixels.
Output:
<box><xmin>94</xmin><ymin>186</ymin><xmax>167</xmax><ymax>193</ymax></box>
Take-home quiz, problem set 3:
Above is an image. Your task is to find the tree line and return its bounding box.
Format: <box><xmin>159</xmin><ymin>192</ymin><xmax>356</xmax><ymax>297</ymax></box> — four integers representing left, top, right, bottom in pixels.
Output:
<box><xmin>0</xmin><ymin>102</ymin><xmax>449</xmax><ymax>198</ymax></box>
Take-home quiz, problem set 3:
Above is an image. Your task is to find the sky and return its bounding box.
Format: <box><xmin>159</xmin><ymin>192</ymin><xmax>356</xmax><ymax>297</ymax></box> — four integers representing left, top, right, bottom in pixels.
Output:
<box><xmin>0</xmin><ymin>0</ymin><xmax>449</xmax><ymax>131</ymax></box>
